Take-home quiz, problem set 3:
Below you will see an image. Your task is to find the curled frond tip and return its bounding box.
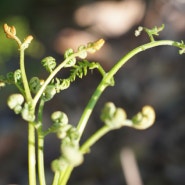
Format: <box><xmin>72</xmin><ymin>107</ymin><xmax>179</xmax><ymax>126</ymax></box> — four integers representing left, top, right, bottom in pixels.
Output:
<box><xmin>3</xmin><ymin>23</ymin><xmax>16</xmax><ymax>39</ymax></box>
<box><xmin>132</xmin><ymin>105</ymin><xmax>155</xmax><ymax>130</ymax></box>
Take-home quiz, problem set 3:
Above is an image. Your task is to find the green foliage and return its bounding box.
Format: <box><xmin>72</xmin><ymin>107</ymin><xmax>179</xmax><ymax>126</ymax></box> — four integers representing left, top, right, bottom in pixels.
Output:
<box><xmin>0</xmin><ymin>23</ymin><xmax>185</xmax><ymax>185</ymax></box>
<box><xmin>49</xmin><ymin>60</ymin><xmax>104</xmax><ymax>94</ymax></box>
<box><xmin>41</xmin><ymin>56</ymin><xmax>56</xmax><ymax>73</ymax></box>
<box><xmin>135</xmin><ymin>24</ymin><xmax>165</xmax><ymax>42</ymax></box>
<box><xmin>69</xmin><ymin>60</ymin><xmax>98</xmax><ymax>81</ymax></box>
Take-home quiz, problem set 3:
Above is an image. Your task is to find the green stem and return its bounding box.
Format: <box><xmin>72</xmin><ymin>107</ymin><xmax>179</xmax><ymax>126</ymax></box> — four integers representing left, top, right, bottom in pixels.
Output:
<box><xmin>58</xmin><ymin>73</ymin><xmax>110</xmax><ymax>185</ymax></box>
<box><xmin>77</xmin><ymin>80</ymin><xmax>108</xmax><ymax>138</ymax></box>
<box><xmin>28</xmin><ymin>123</ymin><xmax>36</xmax><ymax>185</ymax></box>
<box><xmin>19</xmin><ymin>47</ymin><xmax>32</xmax><ymax>101</ymax></box>
<box><xmin>59</xmin><ymin>126</ymin><xmax>112</xmax><ymax>185</ymax></box>
<box><xmin>77</xmin><ymin>40</ymin><xmax>180</xmax><ymax>139</ymax></box>
<box><xmin>52</xmin><ymin>171</ymin><xmax>60</xmax><ymax>185</ymax></box>
<box><xmin>37</xmin><ymin>99</ymin><xmax>46</xmax><ymax>185</ymax></box>
<box><xmin>58</xmin><ymin>170</ymin><xmax>66</xmax><ymax>184</ymax></box>
<box><xmin>38</xmin><ymin>135</ymin><xmax>46</xmax><ymax>185</ymax></box>
<box><xmin>33</xmin><ymin>51</ymin><xmax>89</xmax><ymax>107</ymax></box>
<box><xmin>20</xmin><ymin>46</ymin><xmax>36</xmax><ymax>185</ymax></box>
<box><xmin>58</xmin><ymin>166</ymin><xmax>73</xmax><ymax>185</ymax></box>
<box><xmin>80</xmin><ymin>125</ymin><xmax>110</xmax><ymax>154</ymax></box>
<box><xmin>106</xmin><ymin>40</ymin><xmax>179</xmax><ymax>80</ymax></box>
<box><xmin>93</xmin><ymin>62</ymin><xmax>106</xmax><ymax>76</ymax></box>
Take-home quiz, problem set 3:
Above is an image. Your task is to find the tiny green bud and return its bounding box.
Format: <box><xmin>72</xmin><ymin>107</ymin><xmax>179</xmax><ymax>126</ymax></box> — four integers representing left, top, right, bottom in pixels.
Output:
<box><xmin>110</xmin><ymin>108</ymin><xmax>127</xmax><ymax>129</ymax></box>
<box><xmin>51</xmin><ymin>111</ymin><xmax>68</xmax><ymax>124</ymax></box>
<box><xmin>67</xmin><ymin>127</ymin><xmax>79</xmax><ymax>141</ymax></box>
<box><xmin>57</xmin><ymin>124</ymin><xmax>71</xmax><ymax>139</ymax></box>
<box><xmin>64</xmin><ymin>48</ymin><xmax>74</xmax><ymax>58</ymax></box>
<box><xmin>78</xmin><ymin>45</ymin><xmax>87</xmax><ymax>59</ymax></box>
<box><xmin>29</xmin><ymin>77</ymin><xmax>41</xmax><ymax>94</ymax></box>
<box><xmin>51</xmin><ymin>158</ymin><xmax>68</xmax><ymax>172</ymax></box>
<box><xmin>100</xmin><ymin>102</ymin><xmax>127</xmax><ymax>129</ymax></box>
<box><xmin>14</xmin><ymin>105</ymin><xmax>22</xmax><ymax>114</ymax></box>
<box><xmin>42</xmin><ymin>85</ymin><xmax>56</xmax><ymax>101</ymax></box>
<box><xmin>14</xmin><ymin>69</ymin><xmax>22</xmax><ymax>83</ymax></box>
<box><xmin>179</xmin><ymin>48</ymin><xmax>185</xmax><ymax>55</ymax></box>
<box><xmin>135</xmin><ymin>26</ymin><xmax>143</xmax><ymax>37</ymax></box>
<box><xmin>7</xmin><ymin>94</ymin><xmax>24</xmax><ymax>110</ymax></box>
<box><xmin>64</xmin><ymin>48</ymin><xmax>76</xmax><ymax>67</ymax></box>
<box><xmin>100</xmin><ymin>102</ymin><xmax>116</xmax><ymax>122</ymax></box>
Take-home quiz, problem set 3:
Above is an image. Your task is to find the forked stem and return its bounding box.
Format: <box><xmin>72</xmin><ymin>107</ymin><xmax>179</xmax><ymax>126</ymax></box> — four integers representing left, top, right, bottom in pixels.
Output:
<box><xmin>19</xmin><ymin>46</ymin><xmax>37</xmax><ymax>185</ymax></box>
<box><xmin>59</xmin><ymin>39</ymin><xmax>184</xmax><ymax>185</ymax></box>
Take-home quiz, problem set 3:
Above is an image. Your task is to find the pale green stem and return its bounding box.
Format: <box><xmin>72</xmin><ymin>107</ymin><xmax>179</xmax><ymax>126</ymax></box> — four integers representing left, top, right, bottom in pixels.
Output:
<box><xmin>38</xmin><ymin>135</ymin><xmax>46</xmax><ymax>185</ymax></box>
<box><xmin>58</xmin><ymin>166</ymin><xmax>73</xmax><ymax>185</ymax></box>
<box><xmin>80</xmin><ymin>125</ymin><xmax>110</xmax><ymax>154</ymax></box>
<box><xmin>19</xmin><ymin>47</ymin><xmax>32</xmax><ymax>101</ymax></box>
<box><xmin>52</xmin><ymin>171</ymin><xmax>60</xmax><ymax>185</ymax></box>
<box><xmin>58</xmin><ymin>170</ymin><xmax>66</xmax><ymax>184</ymax></box>
<box><xmin>20</xmin><ymin>46</ymin><xmax>36</xmax><ymax>185</ymax></box>
<box><xmin>77</xmin><ymin>81</ymin><xmax>108</xmax><ymax>138</ymax></box>
<box><xmin>105</xmin><ymin>40</ymin><xmax>178</xmax><ymax>81</ymax></box>
<box><xmin>37</xmin><ymin>99</ymin><xmax>46</xmax><ymax>185</ymax></box>
<box><xmin>58</xmin><ymin>126</ymin><xmax>112</xmax><ymax>185</ymax></box>
<box><xmin>77</xmin><ymin>40</ymin><xmax>179</xmax><ymax>138</ymax></box>
<box><xmin>28</xmin><ymin>123</ymin><xmax>36</xmax><ymax>185</ymax></box>
<box><xmin>33</xmin><ymin>51</ymin><xmax>89</xmax><ymax>108</ymax></box>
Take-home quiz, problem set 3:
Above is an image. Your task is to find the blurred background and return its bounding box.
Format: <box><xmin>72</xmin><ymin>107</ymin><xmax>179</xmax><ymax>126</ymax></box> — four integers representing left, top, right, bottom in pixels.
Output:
<box><xmin>0</xmin><ymin>0</ymin><xmax>185</xmax><ymax>184</ymax></box>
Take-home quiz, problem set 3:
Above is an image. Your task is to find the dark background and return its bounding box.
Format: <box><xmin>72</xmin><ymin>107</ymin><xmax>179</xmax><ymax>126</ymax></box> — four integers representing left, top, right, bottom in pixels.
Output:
<box><xmin>0</xmin><ymin>0</ymin><xmax>185</xmax><ymax>184</ymax></box>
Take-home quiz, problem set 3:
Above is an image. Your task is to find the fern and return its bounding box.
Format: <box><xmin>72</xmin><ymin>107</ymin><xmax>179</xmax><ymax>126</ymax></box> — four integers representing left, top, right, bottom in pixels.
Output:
<box><xmin>69</xmin><ymin>60</ymin><xmax>94</xmax><ymax>81</ymax></box>
<box><xmin>53</xmin><ymin>60</ymin><xmax>105</xmax><ymax>93</ymax></box>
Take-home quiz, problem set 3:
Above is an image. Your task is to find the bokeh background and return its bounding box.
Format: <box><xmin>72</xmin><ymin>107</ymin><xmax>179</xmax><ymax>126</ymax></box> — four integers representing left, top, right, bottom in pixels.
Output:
<box><xmin>0</xmin><ymin>0</ymin><xmax>185</xmax><ymax>184</ymax></box>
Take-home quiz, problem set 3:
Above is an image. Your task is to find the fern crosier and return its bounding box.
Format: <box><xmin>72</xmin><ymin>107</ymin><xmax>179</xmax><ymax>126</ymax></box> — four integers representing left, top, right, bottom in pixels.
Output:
<box><xmin>53</xmin><ymin>60</ymin><xmax>105</xmax><ymax>93</ymax></box>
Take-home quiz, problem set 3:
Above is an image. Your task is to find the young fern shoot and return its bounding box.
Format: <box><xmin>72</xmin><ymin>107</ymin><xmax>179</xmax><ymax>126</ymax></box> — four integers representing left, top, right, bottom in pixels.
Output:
<box><xmin>1</xmin><ymin>23</ymin><xmax>185</xmax><ymax>185</ymax></box>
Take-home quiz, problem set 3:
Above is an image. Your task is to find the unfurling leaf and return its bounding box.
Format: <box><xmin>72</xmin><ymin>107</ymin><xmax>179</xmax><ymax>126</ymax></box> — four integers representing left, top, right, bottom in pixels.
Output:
<box><xmin>29</xmin><ymin>77</ymin><xmax>41</xmax><ymax>94</ymax></box>
<box><xmin>101</xmin><ymin>102</ymin><xmax>127</xmax><ymax>129</ymax></box>
<box><xmin>132</xmin><ymin>105</ymin><xmax>155</xmax><ymax>130</ymax></box>
<box><xmin>42</xmin><ymin>85</ymin><xmax>56</xmax><ymax>101</ymax></box>
<box><xmin>51</xmin><ymin>111</ymin><xmax>69</xmax><ymax>125</ymax></box>
<box><xmin>41</xmin><ymin>56</ymin><xmax>56</xmax><ymax>73</ymax></box>
<box><xmin>3</xmin><ymin>24</ymin><xmax>16</xmax><ymax>39</ymax></box>
<box><xmin>64</xmin><ymin>48</ymin><xmax>76</xmax><ymax>67</ymax></box>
